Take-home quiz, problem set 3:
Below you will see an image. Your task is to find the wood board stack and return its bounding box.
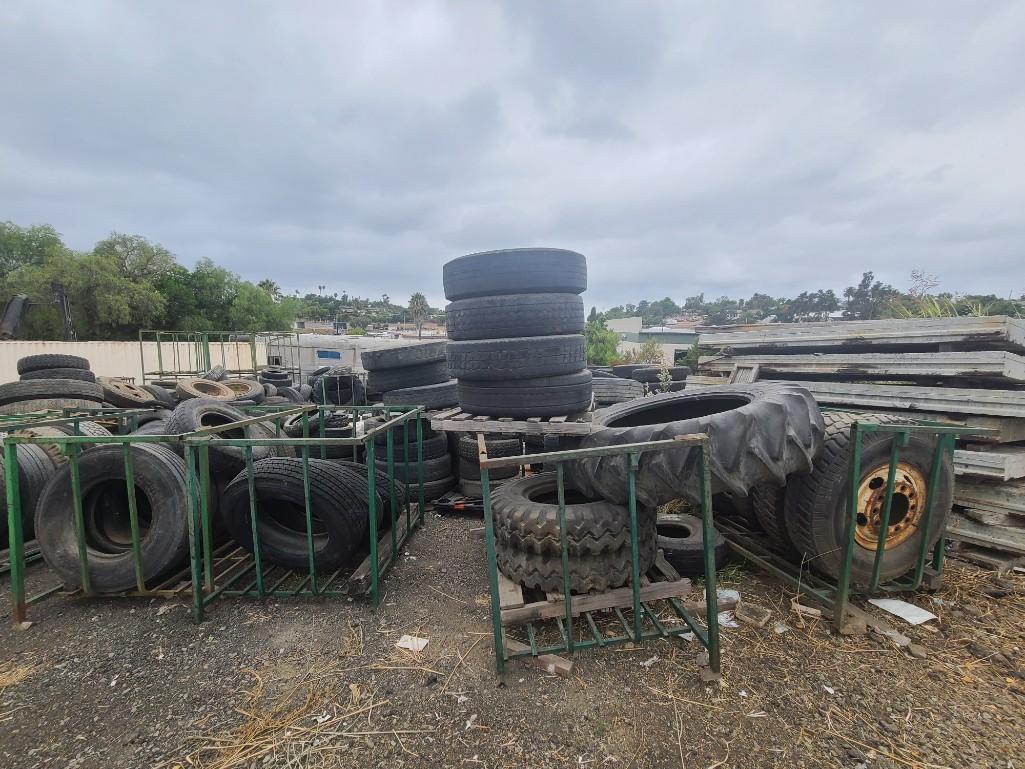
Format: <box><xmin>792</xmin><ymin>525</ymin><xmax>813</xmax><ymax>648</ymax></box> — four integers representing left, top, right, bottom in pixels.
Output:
<box><xmin>696</xmin><ymin>315</ymin><xmax>1025</xmax><ymax>570</ymax></box>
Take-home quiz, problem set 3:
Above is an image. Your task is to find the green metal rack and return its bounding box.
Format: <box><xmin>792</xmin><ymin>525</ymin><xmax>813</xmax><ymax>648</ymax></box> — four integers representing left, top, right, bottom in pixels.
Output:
<box><xmin>479</xmin><ymin>434</ymin><xmax>721</xmax><ymax>680</ymax></box>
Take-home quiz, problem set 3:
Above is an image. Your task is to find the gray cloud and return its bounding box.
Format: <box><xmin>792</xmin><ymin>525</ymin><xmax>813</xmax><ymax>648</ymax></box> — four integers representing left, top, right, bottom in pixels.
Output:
<box><xmin>1</xmin><ymin>0</ymin><xmax>1024</xmax><ymax>309</ymax></box>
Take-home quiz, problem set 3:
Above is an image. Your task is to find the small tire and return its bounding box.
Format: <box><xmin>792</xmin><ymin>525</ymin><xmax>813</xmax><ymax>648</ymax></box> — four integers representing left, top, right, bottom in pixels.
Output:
<box><xmin>382</xmin><ymin>380</ymin><xmax>458</xmax><ymax>410</ymax></box>
<box><xmin>443</xmin><ymin>248</ymin><xmax>587</xmax><ymax>301</ymax></box>
<box><xmin>457</xmin><ymin>371</ymin><xmax>592</xmax><ymax>418</ymax></box>
<box><xmin>17</xmin><ymin>354</ymin><xmax>90</xmax><ymax>375</ymax></box>
<box><xmin>20</xmin><ymin>368</ymin><xmax>96</xmax><ymax>383</ymax></box>
<box><xmin>360</xmin><ymin>341</ymin><xmax>447</xmax><ymax>371</ymax></box>
<box><xmin>446</xmin><ymin>293</ymin><xmax>585</xmax><ymax>340</ymax></box>
<box><xmin>202</xmin><ymin>364</ymin><xmax>228</xmax><ymax>381</ymax></box>
<box><xmin>656</xmin><ymin>512</ymin><xmax>727</xmax><ymax>576</ymax></box>
<box><xmin>447</xmin><ymin>335</ymin><xmax>586</xmax><ymax>381</ymax></box>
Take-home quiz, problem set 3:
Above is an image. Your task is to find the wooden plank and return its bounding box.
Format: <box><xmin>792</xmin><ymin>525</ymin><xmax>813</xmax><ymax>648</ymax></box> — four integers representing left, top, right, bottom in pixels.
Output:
<box><xmin>347</xmin><ymin>508</ymin><xmax>415</xmax><ymax>594</ymax></box>
<box><xmin>549</xmin><ymin>415</ymin><xmax>568</xmax><ymax>423</ymax></box>
<box><xmin>497</xmin><ymin>574</ymin><xmax>525</xmax><ymax>609</ymax></box>
<box><xmin>698</xmin><ymin>316</ymin><xmax>1025</xmax><ymax>353</ymax></box>
<box><xmin>728</xmin><ymin>362</ymin><xmax>760</xmax><ymax>384</ymax></box>
<box><xmin>700</xmin><ymin>351</ymin><xmax>1025</xmax><ymax>382</ymax></box>
<box><xmin>501</xmin><ymin>578</ymin><xmax>692</xmax><ymax>626</ymax></box>
<box><xmin>959</xmin><ymin>507</ymin><xmax>1019</xmax><ymax>527</ymax></box>
<box><xmin>776</xmin><ymin>381</ymin><xmax>1025</xmax><ymax>419</ymax></box>
<box><xmin>432</xmin><ymin>407</ymin><xmax>462</xmax><ymax>421</ymax></box>
<box><xmin>947</xmin><ymin>513</ymin><xmax>1025</xmax><ymax>555</ymax></box>
<box><xmin>954</xmin><ymin>479</ymin><xmax>1025</xmax><ymax>518</ymax></box>
<box><xmin>955</xmin><ymin>446</ymin><xmax>1025</xmax><ymax>481</ymax></box>
<box><xmin>504</xmin><ymin>637</ymin><xmax>574</xmax><ymax>678</ymax></box>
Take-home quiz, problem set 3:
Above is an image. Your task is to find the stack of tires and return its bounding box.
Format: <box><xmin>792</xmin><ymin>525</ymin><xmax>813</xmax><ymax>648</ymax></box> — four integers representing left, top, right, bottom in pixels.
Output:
<box><xmin>308</xmin><ymin>365</ymin><xmax>365</xmax><ymax>407</ymax></box>
<box><xmin>444</xmin><ymin>248</ymin><xmax>592</xmax><ymax>417</ymax></box>
<box><xmin>0</xmin><ymin>354</ymin><xmax>105</xmax><ymax>414</ymax></box>
<box><xmin>360</xmin><ymin>342</ymin><xmax>457</xmax><ymax>410</ymax></box>
<box><xmin>362</xmin><ymin>414</ymin><xmax>456</xmax><ymax>500</ymax></box>
<box><xmin>455</xmin><ymin>434</ymin><xmax>521</xmax><ymax>497</ymax></box>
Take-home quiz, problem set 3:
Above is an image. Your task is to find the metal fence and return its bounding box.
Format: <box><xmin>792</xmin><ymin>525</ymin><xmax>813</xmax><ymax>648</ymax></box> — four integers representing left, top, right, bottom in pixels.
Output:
<box><xmin>5</xmin><ymin>404</ymin><xmax>426</xmax><ymax>625</ymax></box>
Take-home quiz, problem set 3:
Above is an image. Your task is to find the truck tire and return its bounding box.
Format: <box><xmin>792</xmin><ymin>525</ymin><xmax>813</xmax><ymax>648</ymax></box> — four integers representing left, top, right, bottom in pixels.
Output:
<box><xmin>783</xmin><ymin>411</ymin><xmax>953</xmax><ymax>584</ymax></box>
<box><xmin>446</xmin><ymin>293</ymin><xmax>585</xmax><ymax>340</ymax></box>
<box><xmin>367</xmin><ymin>361</ymin><xmax>450</xmax><ymax>393</ymax></box>
<box><xmin>591</xmin><ymin>377</ymin><xmax>644</xmax><ymax>405</ymax></box>
<box><xmin>17</xmin><ymin>354</ymin><xmax>90</xmax><ymax>375</ymax></box>
<box><xmin>220</xmin><ymin>458</ymin><xmax>371</xmax><ymax>571</ymax></box>
<box><xmin>418</xmin><ymin>475</ymin><xmax>457</xmax><ymax>500</ymax></box>
<box><xmin>443</xmin><ymin>248</ymin><xmax>587</xmax><ymax>300</ymax></box>
<box><xmin>567</xmin><ymin>383</ymin><xmax>824</xmax><ymax>508</ymax></box>
<box><xmin>374</xmin><ymin>453</ymin><xmax>451</xmax><ymax>482</ymax></box>
<box><xmin>360</xmin><ymin>341</ymin><xmax>447</xmax><ymax>370</ymax></box>
<box><xmin>142</xmin><ymin>384</ymin><xmax>176</xmax><ymax>408</ymax></box>
<box><xmin>54</xmin><ymin>420</ymin><xmax>111</xmax><ymax>438</ymax></box>
<box><xmin>611</xmin><ymin>364</ymin><xmax>645</xmax><ymax>378</ymax></box>
<box><xmin>0</xmin><ymin>444</ymin><xmax>56</xmax><ymax>541</ymax></box>
<box><xmin>35</xmin><ymin>444</ymin><xmax>190</xmax><ymax>592</ymax></box>
<box><xmin>165</xmin><ymin>399</ymin><xmax>272</xmax><ymax>473</ymax></box>
<box><xmin>175</xmin><ymin>378</ymin><xmax>237</xmax><ymax>401</ymax></box>
<box><xmin>221</xmin><ymin>379</ymin><xmax>264</xmax><ymax>404</ymax></box>
<box><xmin>20</xmin><ymin>368</ymin><xmax>96</xmax><ymax>383</ymax></box>
<box><xmin>457</xmin><ymin>371</ymin><xmax>592</xmax><ymax>417</ymax></box>
<box><xmin>447</xmin><ymin>335</ymin><xmax>586</xmax><ymax>381</ymax></box>
<box><xmin>457</xmin><ymin>456</ymin><xmax>518</xmax><ymax>481</ymax></box>
<box><xmin>0</xmin><ymin>379</ymin><xmax>104</xmax><ymax>407</ymax></box>
<box><xmin>202</xmin><ymin>364</ymin><xmax>228</xmax><ymax>381</ymax></box>
<box><xmin>456</xmin><ymin>434</ymin><xmax>521</xmax><ymax>462</ymax></box>
<box><xmin>0</xmin><ymin>398</ymin><xmax>98</xmax><ymax>415</ymax></box>
<box><xmin>97</xmin><ymin>377</ymin><xmax>161</xmax><ymax>408</ymax></box>
<box><xmin>311</xmin><ymin>370</ymin><xmax>364</xmax><ymax>406</ymax></box>
<box><xmin>382</xmin><ymin>380</ymin><xmax>458</xmax><ymax>410</ymax></box>
<box><xmin>364</xmin><ymin>416</ymin><xmax>437</xmax><ymax>444</ymax></box>
<box><xmin>656</xmin><ymin>512</ymin><xmax>727</xmax><ymax>576</ymax></box>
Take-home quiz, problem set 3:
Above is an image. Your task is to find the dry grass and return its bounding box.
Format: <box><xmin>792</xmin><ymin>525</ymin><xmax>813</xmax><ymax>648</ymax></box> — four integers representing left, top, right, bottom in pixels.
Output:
<box><xmin>0</xmin><ymin>656</ymin><xmax>39</xmax><ymax>695</ymax></box>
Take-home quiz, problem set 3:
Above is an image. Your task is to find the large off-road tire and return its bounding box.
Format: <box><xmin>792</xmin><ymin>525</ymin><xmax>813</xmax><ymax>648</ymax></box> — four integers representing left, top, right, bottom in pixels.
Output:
<box><xmin>457</xmin><ymin>371</ymin><xmax>592</xmax><ymax>417</ymax></box>
<box><xmin>447</xmin><ymin>335</ymin><xmax>586</xmax><ymax>381</ymax></box>
<box><xmin>360</xmin><ymin>342</ymin><xmax>447</xmax><ymax>371</ymax></box>
<box><xmin>17</xmin><ymin>354</ymin><xmax>90</xmax><ymax>375</ymax></box>
<box><xmin>382</xmin><ymin>380</ymin><xmax>458</xmax><ymax>410</ymax></box>
<box><xmin>493</xmin><ymin>473</ymin><xmax>657</xmax><ymax>557</ymax></box>
<box><xmin>165</xmin><ymin>398</ymin><xmax>272</xmax><ymax>473</ymax></box>
<box><xmin>445</xmin><ymin>293</ymin><xmax>585</xmax><ymax>340</ymax></box>
<box><xmin>751</xmin><ymin>484</ymin><xmax>798</xmax><ymax>558</ymax></box>
<box><xmin>0</xmin><ymin>379</ymin><xmax>104</xmax><ymax>407</ymax></box>
<box><xmin>35</xmin><ymin>444</ymin><xmax>190</xmax><ymax>592</ymax></box>
<box><xmin>567</xmin><ymin>383</ymin><xmax>824</xmax><ymax>508</ymax></box>
<box><xmin>0</xmin><ymin>444</ymin><xmax>56</xmax><ymax>541</ymax></box>
<box><xmin>220</xmin><ymin>458</ymin><xmax>371</xmax><ymax>571</ymax></box>
<box><xmin>20</xmin><ymin>368</ymin><xmax>96</xmax><ymax>383</ymax></box>
<box><xmin>443</xmin><ymin>248</ymin><xmax>587</xmax><ymax>301</ymax></box>
<box><xmin>591</xmin><ymin>377</ymin><xmax>644</xmax><ymax>405</ymax></box>
<box><xmin>656</xmin><ymin>512</ymin><xmax>727</xmax><ymax>576</ymax></box>
<box><xmin>783</xmin><ymin>411</ymin><xmax>953</xmax><ymax>584</ymax></box>
<box><xmin>367</xmin><ymin>361</ymin><xmax>450</xmax><ymax>393</ymax></box>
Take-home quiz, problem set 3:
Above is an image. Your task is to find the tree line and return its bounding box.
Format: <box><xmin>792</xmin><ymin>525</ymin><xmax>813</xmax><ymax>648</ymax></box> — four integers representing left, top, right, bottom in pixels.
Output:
<box><xmin>0</xmin><ymin>222</ymin><xmax>442</xmax><ymax>340</ymax></box>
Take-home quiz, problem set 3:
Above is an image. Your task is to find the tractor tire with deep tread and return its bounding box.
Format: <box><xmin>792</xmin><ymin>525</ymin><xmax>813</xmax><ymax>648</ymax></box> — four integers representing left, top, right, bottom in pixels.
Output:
<box><xmin>567</xmin><ymin>383</ymin><xmax>824</xmax><ymax>508</ymax></box>
<box><xmin>446</xmin><ymin>293</ymin><xmax>585</xmax><ymax>340</ymax></box>
<box><xmin>443</xmin><ymin>248</ymin><xmax>587</xmax><ymax>301</ymax></box>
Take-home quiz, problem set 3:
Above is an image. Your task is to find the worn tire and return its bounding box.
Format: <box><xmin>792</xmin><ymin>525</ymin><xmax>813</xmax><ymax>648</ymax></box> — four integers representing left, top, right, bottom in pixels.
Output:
<box><xmin>783</xmin><ymin>411</ymin><xmax>952</xmax><ymax>584</ymax></box>
<box><xmin>130</xmin><ymin>420</ymin><xmax>170</xmax><ymax>436</ymax></box>
<box><xmin>220</xmin><ymin>458</ymin><xmax>371</xmax><ymax>571</ymax></box>
<box><xmin>382</xmin><ymin>380</ymin><xmax>458</xmax><ymax>410</ymax></box>
<box><xmin>447</xmin><ymin>335</ymin><xmax>585</xmax><ymax>381</ymax></box>
<box><xmin>262</xmin><ymin>383</ymin><xmax>278</xmax><ymax>397</ymax></box>
<box><xmin>165</xmin><ymin>398</ymin><xmax>272</xmax><ymax>474</ymax></box>
<box><xmin>751</xmin><ymin>484</ymin><xmax>798</xmax><ymax>558</ymax></box>
<box><xmin>35</xmin><ymin>444</ymin><xmax>190</xmax><ymax>592</ymax></box>
<box><xmin>458</xmin><ymin>477</ymin><xmax>515</xmax><ymax>497</ymax></box>
<box><xmin>17</xmin><ymin>354</ymin><xmax>90</xmax><ymax>375</ymax></box>
<box><xmin>418</xmin><ymin>475</ymin><xmax>457</xmax><ymax>500</ymax></box>
<box><xmin>276</xmin><ymin>386</ymin><xmax>303</xmax><ymax>403</ymax></box>
<box><xmin>0</xmin><ymin>444</ymin><xmax>56</xmax><ymax>540</ymax></box>
<box><xmin>0</xmin><ymin>398</ymin><xmax>98</xmax><ymax>415</ymax></box>
<box><xmin>54</xmin><ymin>420</ymin><xmax>112</xmax><ymax>438</ymax></box>
<box><xmin>443</xmin><ymin>248</ymin><xmax>587</xmax><ymax>301</ymax></box>
<box><xmin>568</xmin><ymin>383</ymin><xmax>824</xmax><ymax>508</ymax></box>
<box><xmin>0</xmin><ymin>379</ymin><xmax>104</xmax><ymax>407</ymax></box>
<box><xmin>446</xmin><ymin>293</ymin><xmax>585</xmax><ymax>340</ymax></box>
<box><xmin>611</xmin><ymin>364</ymin><xmax>645</xmax><ymax>378</ymax></box>
<box><xmin>457</xmin><ymin>371</ymin><xmax>592</xmax><ymax>417</ymax></box>
<box><xmin>202</xmin><ymin>364</ymin><xmax>228</xmax><ymax>381</ymax></box>
<box><xmin>310</xmin><ymin>369</ymin><xmax>365</xmax><ymax>406</ymax></box>
<box><xmin>456</xmin><ymin>434</ymin><xmax>522</xmax><ymax>462</ymax></box>
<box><xmin>141</xmin><ymin>384</ymin><xmax>176</xmax><ymax>408</ymax></box>
<box><xmin>457</xmin><ymin>456</ymin><xmax>518</xmax><ymax>480</ymax></box>
<box><xmin>360</xmin><ymin>341</ymin><xmax>447</xmax><ymax>371</ymax></box>
<box><xmin>20</xmin><ymin>368</ymin><xmax>96</xmax><ymax>383</ymax></box>
<box><xmin>375</xmin><ymin>453</ymin><xmax>451</xmax><ymax>483</ymax></box>
<box><xmin>656</xmin><ymin>512</ymin><xmax>727</xmax><ymax>576</ymax></box>
<box><xmin>367</xmin><ymin>361</ymin><xmax>450</xmax><ymax>393</ymax></box>
<box><xmin>97</xmin><ymin>377</ymin><xmax>160</xmax><ymax>408</ymax></box>
<box><xmin>221</xmin><ymin>379</ymin><xmax>264</xmax><ymax>404</ymax></box>
<box><xmin>591</xmin><ymin>377</ymin><xmax>644</xmax><ymax>405</ymax></box>
<box><xmin>176</xmin><ymin>378</ymin><xmax>237</xmax><ymax>401</ymax></box>
<box><xmin>364</xmin><ymin>416</ymin><xmax>437</xmax><ymax>444</ymax></box>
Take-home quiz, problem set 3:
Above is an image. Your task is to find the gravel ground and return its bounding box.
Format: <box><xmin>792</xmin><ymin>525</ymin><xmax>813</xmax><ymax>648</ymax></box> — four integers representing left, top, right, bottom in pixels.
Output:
<box><xmin>1</xmin><ymin>512</ymin><xmax>1023</xmax><ymax>769</ymax></box>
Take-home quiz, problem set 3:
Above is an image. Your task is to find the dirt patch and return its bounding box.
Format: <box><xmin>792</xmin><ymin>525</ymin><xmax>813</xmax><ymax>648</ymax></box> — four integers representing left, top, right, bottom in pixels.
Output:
<box><xmin>1</xmin><ymin>513</ymin><xmax>1023</xmax><ymax>768</ymax></box>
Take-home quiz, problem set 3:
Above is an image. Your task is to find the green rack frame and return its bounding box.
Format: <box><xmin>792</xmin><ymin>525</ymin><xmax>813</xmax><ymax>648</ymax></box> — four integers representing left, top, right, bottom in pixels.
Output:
<box><xmin>138</xmin><ymin>330</ymin><xmax>308</xmax><ymax>384</ymax></box>
<box><xmin>719</xmin><ymin>418</ymin><xmax>979</xmax><ymax>632</ymax></box>
<box><xmin>479</xmin><ymin>433</ymin><xmax>721</xmax><ymax>680</ymax></box>
<box><xmin>5</xmin><ymin>404</ymin><xmax>427</xmax><ymax>626</ymax></box>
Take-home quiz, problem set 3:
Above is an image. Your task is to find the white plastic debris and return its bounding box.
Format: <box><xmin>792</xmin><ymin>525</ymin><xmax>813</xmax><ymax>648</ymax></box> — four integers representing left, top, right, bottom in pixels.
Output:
<box><xmin>823</xmin><ymin>685</ymin><xmax>835</xmax><ymax>695</ymax></box>
<box><xmin>639</xmin><ymin>655</ymin><xmax>659</xmax><ymax>668</ymax></box>
<box><xmin>457</xmin><ymin>695</ymin><xmax>469</xmax><ymax>704</ymax></box>
<box><xmin>773</xmin><ymin>622</ymin><xmax>791</xmax><ymax>635</ymax></box>
<box><xmin>396</xmin><ymin>634</ymin><xmax>429</xmax><ymax>652</ymax></box>
<box><xmin>868</xmin><ymin>598</ymin><xmax>937</xmax><ymax>626</ymax></box>
<box><xmin>717</xmin><ymin>611</ymin><xmax>740</xmax><ymax>629</ymax></box>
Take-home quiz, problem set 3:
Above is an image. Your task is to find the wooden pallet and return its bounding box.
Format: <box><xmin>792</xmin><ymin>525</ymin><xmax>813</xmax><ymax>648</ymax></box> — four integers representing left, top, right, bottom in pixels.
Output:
<box><xmin>430</xmin><ymin>407</ymin><xmax>594</xmax><ymax>435</ymax></box>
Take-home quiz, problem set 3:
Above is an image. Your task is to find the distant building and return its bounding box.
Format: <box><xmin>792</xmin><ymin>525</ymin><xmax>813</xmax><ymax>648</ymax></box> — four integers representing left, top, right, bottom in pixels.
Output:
<box><xmin>606</xmin><ymin>317</ymin><xmax>697</xmax><ymax>364</ymax></box>
<box><xmin>294</xmin><ymin>317</ymin><xmax>346</xmax><ymax>334</ymax></box>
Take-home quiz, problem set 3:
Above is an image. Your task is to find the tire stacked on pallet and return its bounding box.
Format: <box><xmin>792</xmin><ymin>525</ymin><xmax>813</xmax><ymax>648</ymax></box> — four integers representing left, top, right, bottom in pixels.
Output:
<box><xmin>455</xmin><ymin>433</ymin><xmax>522</xmax><ymax>498</ymax></box>
<box><xmin>444</xmin><ymin>248</ymin><xmax>592</xmax><ymax>417</ymax></box>
<box><xmin>359</xmin><ymin>412</ymin><xmax>454</xmax><ymax>500</ymax></box>
<box><xmin>0</xmin><ymin>355</ymin><xmax>105</xmax><ymax>414</ymax></box>
<box><xmin>258</xmin><ymin>366</ymin><xmax>293</xmax><ymax>388</ymax></box>
<box><xmin>360</xmin><ymin>342</ymin><xmax>457</xmax><ymax>410</ymax></box>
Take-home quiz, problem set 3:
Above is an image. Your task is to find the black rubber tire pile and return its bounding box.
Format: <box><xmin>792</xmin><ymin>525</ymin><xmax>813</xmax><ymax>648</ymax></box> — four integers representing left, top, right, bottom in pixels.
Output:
<box><xmin>443</xmin><ymin>248</ymin><xmax>593</xmax><ymax>417</ymax></box>
<box><xmin>306</xmin><ymin>365</ymin><xmax>365</xmax><ymax>407</ymax></box>
<box><xmin>607</xmin><ymin>364</ymin><xmax>690</xmax><ymax>395</ymax></box>
<box><xmin>0</xmin><ymin>354</ymin><xmax>105</xmax><ymax>414</ymax></box>
<box><xmin>455</xmin><ymin>433</ymin><xmax>522</xmax><ymax>498</ymax></box>
<box><xmin>361</xmin><ymin>414</ymin><xmax>456</xmax><ymax>499</ymax></box>
<box><xmin>360</xmin><ymin>342</ymin><xmax>457</xmax><ymax>410</ymax></box>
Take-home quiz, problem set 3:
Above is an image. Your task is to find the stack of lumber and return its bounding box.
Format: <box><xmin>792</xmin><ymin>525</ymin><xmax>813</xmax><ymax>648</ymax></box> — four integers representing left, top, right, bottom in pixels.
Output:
<box><xmin>697</xmin><ymin>316</ymin><xmax>1025</xmax><ymax>569</ymax></box>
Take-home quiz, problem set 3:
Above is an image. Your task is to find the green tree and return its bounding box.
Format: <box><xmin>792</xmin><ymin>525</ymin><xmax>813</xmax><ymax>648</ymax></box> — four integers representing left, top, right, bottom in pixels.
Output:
<box><xmin>843</xmin><ymin>272</ymin><xmax>899</xmax><ymax>320</ymax></box>
<box><xmin>408</xmin><ymin>291</ymin><xmax>430</xmax><ymax>339</ymax></box>
<box><xmin>588</xmin><ymin>306</ymin><xmax>599</xmax><ymax>323</ymax></box>
<box><xmin>257</xmin><ymin>279</ymin><xmax>281</xmax><ymax>299</ymax></box>
<box><xmin>585</xmin><ymin>318</ymin><xmax>619</xmax><ymax>365</ymax></box>
<box><xmin>636</xmin><ymin>339</ymin><xmax>664</xmax><ymax>364</ymax></box>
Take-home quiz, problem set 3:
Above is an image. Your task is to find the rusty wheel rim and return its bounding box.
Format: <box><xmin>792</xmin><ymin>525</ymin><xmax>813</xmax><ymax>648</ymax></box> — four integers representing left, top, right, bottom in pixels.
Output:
<box><xmin>854</xmin><ymin>461</ymin><xmax>927</xmax><ymax>550</ymax></box>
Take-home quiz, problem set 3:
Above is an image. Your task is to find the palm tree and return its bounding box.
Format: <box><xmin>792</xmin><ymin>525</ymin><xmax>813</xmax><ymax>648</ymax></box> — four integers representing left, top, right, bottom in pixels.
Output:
<box><xmin>408</xmin><ymin>292</ymin><xmax>430</xmax><ymax>339</ymax></box>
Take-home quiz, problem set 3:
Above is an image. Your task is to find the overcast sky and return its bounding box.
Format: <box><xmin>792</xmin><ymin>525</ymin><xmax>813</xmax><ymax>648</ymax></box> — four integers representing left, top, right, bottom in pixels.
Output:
<box><xmin>2</xmin><ymin>2</ymin><xmax>1024</xmax><ymax>309</ymax></box>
